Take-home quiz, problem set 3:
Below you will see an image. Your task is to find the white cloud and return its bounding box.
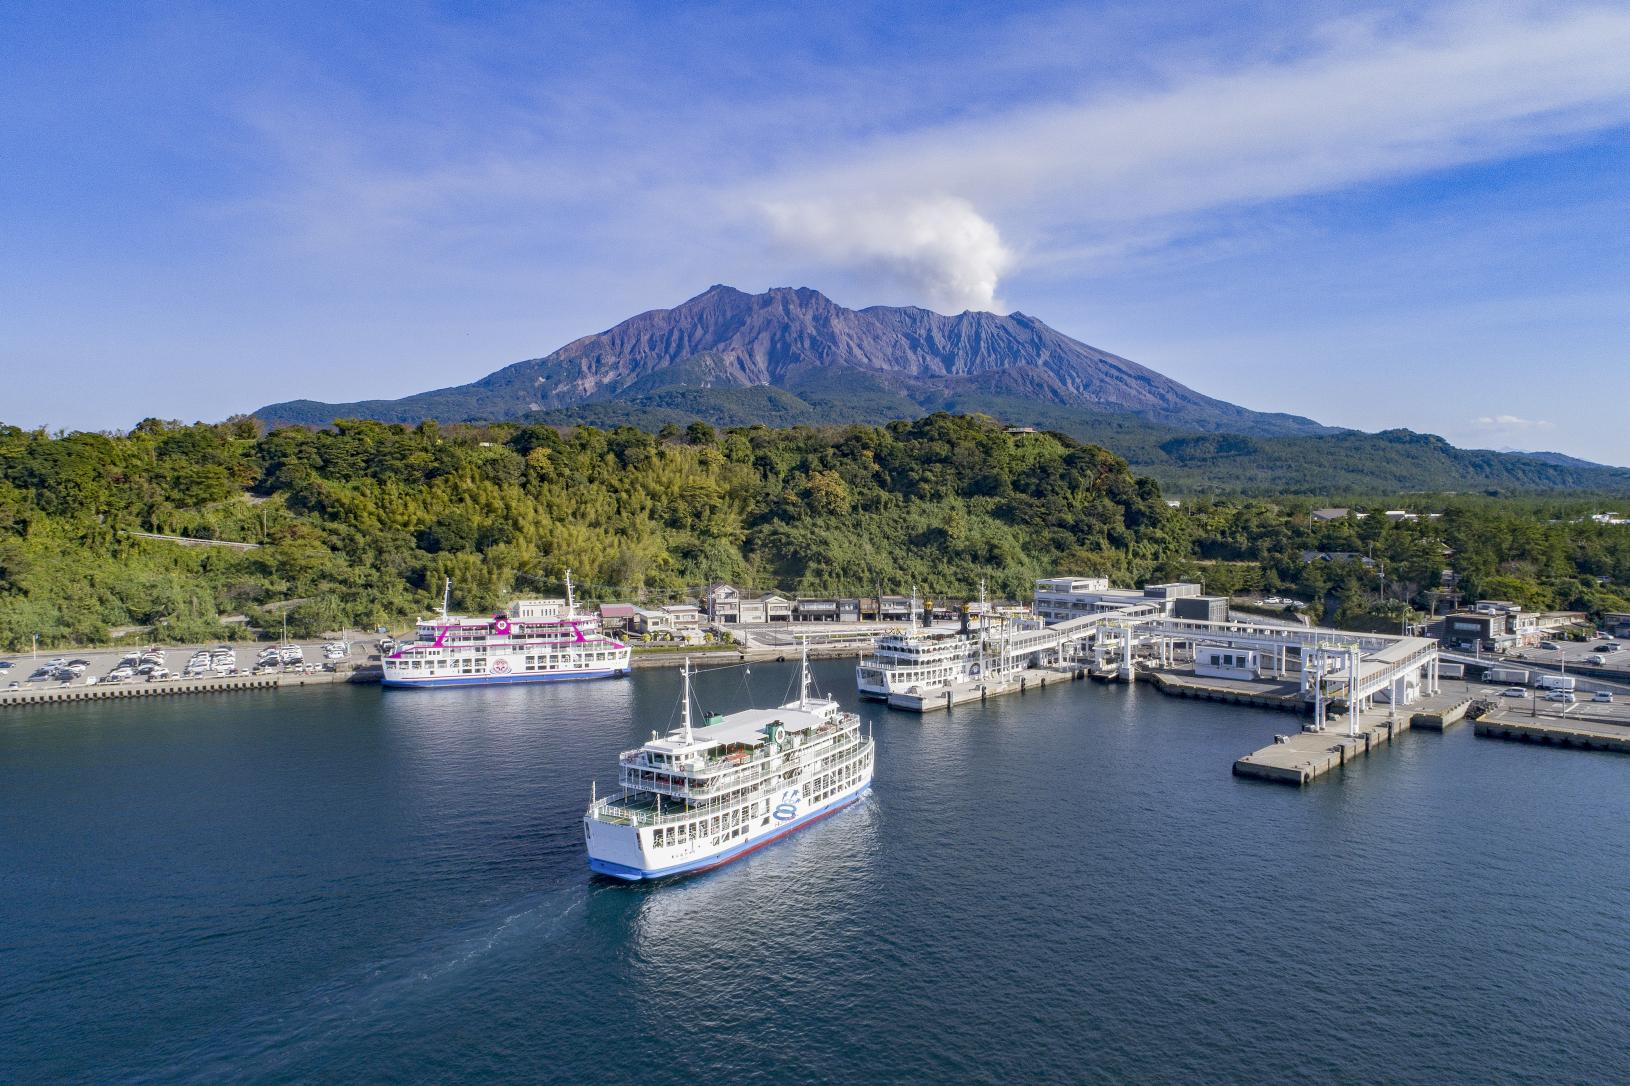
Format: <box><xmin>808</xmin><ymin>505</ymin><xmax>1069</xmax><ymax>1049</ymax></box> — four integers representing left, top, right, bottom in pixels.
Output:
<box><xmin>1472</xmin><ymin>414</ymin><xmax>1555</xmax><ymax>431</ymax></box>
<box><xmin>761</xmin><ymin>194</ymin><xmax>1014</xmax><ymax>312</ymax></box>
<box><xmin>752</xmin><ymin>4</ymin><xmax>1630</xmax><ymax>305</ymax></box>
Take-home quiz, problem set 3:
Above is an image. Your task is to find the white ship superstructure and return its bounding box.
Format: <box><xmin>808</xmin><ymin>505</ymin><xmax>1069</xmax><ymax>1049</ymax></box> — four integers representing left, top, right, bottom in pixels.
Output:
<box><xmin>584</xmin><ymin>650</ymin><xmax>874</xmax><ymax>881</ymax></box>
<box><xmin>855</xmin><ymin>584</ymin><xmax>1028</xmax><ymax>700</ymax></box>
<box><xmin>381</xmin><ymin>571</ymin><xmax>631</xmax><ymax>688</ymax></box>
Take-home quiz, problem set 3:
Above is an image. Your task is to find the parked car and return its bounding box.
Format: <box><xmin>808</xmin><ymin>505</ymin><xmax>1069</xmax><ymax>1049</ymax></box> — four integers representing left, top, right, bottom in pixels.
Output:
<box><xmin>1544</xmin><ymin>690</ymin><xmax>1577</xmax><ymax>703</ymax></box>
<box><xmin>147</xmin><ymin>668</ymin><xmax>172</xmax><ymax>681</ymax></box>
<box><xmin>1538</xmin><ymin>641</ymin><xmax>1560</xmax><ymax>650</ymax></box>
<box><xmin>1501</xmin><ymin>688</ymin><xmax>1527</xmax><ymax>697</ymax></box>
<box><xmin>1588</xmin><ymin>654</ymin><xmax>1607</xmax><ymax>665</ymax></box>
<box><xmin>1594</xmin><ymin>690</ymin><xmax>1614</xmax><ymax>703</ymax></box>
<box><xmin>7</xmin><ymin>681</ymin><xmax>19</xmax><ymax>690</ymax></box>
<box><xmin>0</xmin><ymin>660</ymin><xmax>12</xmax><ymax>670</ymax></box>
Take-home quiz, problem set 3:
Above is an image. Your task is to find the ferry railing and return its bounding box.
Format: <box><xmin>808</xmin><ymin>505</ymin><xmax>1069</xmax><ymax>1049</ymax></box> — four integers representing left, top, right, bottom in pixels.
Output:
<box><xmin>591</xmin><ymin>740</ymin><xmax>875</xmax><ymax>828</ymax></box>
<box><xmin>619</xmin><ymin>732</ymin><xmax>864</xmax><ymax>799</ymax></box>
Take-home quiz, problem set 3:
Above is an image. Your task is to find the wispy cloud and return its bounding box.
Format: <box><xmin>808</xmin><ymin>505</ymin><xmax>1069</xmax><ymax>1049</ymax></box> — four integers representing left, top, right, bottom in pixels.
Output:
<box><xmin>752</xmin><ymin>3</ymin><xmax>1630</xmax><ymax>308</ymax></box>
<box><xmin>1472</xmin><ymin>414</ymin><xmax>1555</xmax><ymax>431</ymax></box>
<box><xmin>227</xmin><ymin>3</ymin><xmax>1630</xmax><ymax>320</ymax></box>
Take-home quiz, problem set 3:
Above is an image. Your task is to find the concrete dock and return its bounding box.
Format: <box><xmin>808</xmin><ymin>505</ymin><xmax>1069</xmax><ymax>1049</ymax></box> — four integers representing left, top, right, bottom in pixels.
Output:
<box><xmin>1231</xmin><ymin>707</ymin><xmax>1412</xmax><ymax>785</ymax></box>
<box><xmin>1143</xmin><ymin>670</ymin><xmax>1305</xmax><ymax>712</ymax></box>
<box><xmin>884</xmin><ymin>667</ymin><xmax>1074</xmax><ymax>713</ymax></box>
<box><xmin>1231</xmin><ymin>687</ymin><xmax>1474</xmax><ymax>785</ymax></box>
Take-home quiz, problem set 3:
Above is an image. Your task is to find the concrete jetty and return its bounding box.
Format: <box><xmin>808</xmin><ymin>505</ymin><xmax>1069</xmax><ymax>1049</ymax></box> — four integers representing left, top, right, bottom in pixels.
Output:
<box><xmin>1231</xmin><ymin>687</ymin><xmax>1474</xmax><ymax>785</ymax></box>
<box><xmin>1144</xmin><ymin>670</ymin><xmax>1305</xmax><ymax>713</ymax></box>
<box><xmin>1232</xmin><ymin>707</ymin><xmax>1412</xmax><ymax>785</ymax></box>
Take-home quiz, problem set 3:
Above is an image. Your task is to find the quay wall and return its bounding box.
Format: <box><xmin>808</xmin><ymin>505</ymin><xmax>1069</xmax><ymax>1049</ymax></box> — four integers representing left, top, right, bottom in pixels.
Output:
<box><xmin>0</xmin><ymin>668</ymin><xmax>377</xmax><ymax>710</ymax></box>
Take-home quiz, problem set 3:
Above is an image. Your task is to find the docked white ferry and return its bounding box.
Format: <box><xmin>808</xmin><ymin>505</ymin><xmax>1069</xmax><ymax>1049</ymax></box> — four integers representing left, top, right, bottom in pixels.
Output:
<box><xmin>854</xmin><ymin>585</ymin><xmax>1020</xmax><ymax>700</ymax></box>
<box><xmin>855</xmin><ymin>629</ymin><xmax>989</xmax><ymax>699</ymax></box>
<box><xmin>381</xmin><ymin>573</ymin><xmax>631</xmax><ymax>689</ymax></box>
<box><xmin>584</xmin><ymin>652</ymin><xmax>874</xmax><ymax>881</ymax></box>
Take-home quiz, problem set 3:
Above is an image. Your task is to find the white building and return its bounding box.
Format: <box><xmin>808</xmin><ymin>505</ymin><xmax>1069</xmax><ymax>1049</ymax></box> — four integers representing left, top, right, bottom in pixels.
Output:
<box><xmin>1195</xmin><ymin>645</ymin><xmax>1259</xmax><ymax>681</ymax></box>
<box><xmin>1032</xmin><ymin>577</ymin><xmax>1201</xmax><ymax>624</ymax></box>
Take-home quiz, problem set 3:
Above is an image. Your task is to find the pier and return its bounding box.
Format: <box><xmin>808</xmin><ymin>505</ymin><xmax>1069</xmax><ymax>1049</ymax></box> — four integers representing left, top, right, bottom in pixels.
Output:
<box><xmin>1232</xmin><ymin>706</ymin><xmax>1412</xmax><ymax>785</ymax></box>
<box><xmin>1231</xmin><ymin>687</ymin><xmax>1475</xmax><ymax>785</ymax></box>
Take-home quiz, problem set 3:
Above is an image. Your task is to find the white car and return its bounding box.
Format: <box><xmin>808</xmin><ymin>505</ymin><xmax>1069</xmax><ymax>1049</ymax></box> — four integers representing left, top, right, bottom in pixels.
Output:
<box><xmin>1500</xmin><ymin>687</ymin><xmax>1528</xmax><ymax>697</ymax></box>
<box><xmin>1594</xmin><ymin>691</ymin><xmax>1614</xmax><ymax>703</ymax></box>
<box><xmin>1587</xmin><ymin>655</ymin><xmax>1606</xmax><ymax>665</ymax></box>
<box><xmin>1545</xmin><ymin>690</ymin><xmax>1576</xmax><ymax>703</ymax></box>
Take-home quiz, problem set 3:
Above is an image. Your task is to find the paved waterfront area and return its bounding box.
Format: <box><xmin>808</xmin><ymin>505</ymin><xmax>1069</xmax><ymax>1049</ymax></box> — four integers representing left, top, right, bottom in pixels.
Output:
<box><xmin>0</xmin><ymin>632</ymin><xmax>381</xmax><ymax>702</ymax></box>
<box><xmin>1475</xmin><ymin>709</ymin><xmax>1630</xmax><ymax>753</ymax></box>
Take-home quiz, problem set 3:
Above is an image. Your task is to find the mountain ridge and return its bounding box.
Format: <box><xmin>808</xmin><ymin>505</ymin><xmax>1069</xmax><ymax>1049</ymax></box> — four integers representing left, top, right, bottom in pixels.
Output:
<box><xmin>249</xmin><ymin>285</ymin><xmax>1630</xmax><ymax>494</ymax></box>
<box><xmin>254</xmin><ymin>284</ymin><xmax>1328</xmax><ymax>437</ymax></box>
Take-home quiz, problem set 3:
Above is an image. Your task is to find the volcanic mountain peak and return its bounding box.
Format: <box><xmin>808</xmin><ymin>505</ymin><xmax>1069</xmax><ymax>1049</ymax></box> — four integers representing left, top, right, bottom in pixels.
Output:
<box><xmin>253</xmin><ymin>285</ymin><xmax>1327</xmax><ymax>436</ymax></box>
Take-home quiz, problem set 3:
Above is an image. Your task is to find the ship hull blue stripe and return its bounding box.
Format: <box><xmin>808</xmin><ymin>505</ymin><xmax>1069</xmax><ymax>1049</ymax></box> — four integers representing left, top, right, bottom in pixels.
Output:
<box><xmin>587</xmin><ymin>786</ymin><xmax>870</xmax><ymax>882</ymax></box>
<box><xmin>381</xmin><ymin>669</ymin><xmax>628</xmax><ymax>689</ymax></box>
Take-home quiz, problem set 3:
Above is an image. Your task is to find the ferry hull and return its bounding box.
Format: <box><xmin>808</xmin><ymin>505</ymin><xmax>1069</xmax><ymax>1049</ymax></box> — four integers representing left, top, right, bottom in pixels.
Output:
<box><xmin>382</xmin><ymin>668</ymin><xmax>629</xmax><ymax>689</ymax></box>
<box><xmin>587</xmin><ymin>786</ymin><xmax>869</xmax><ymax>882</ymax></box>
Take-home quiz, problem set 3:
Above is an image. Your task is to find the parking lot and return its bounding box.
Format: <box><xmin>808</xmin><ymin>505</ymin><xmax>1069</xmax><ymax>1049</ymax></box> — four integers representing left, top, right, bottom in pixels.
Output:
<box><xmin>0</xmin><ymin>632</ymin><xmax>385</xmax><ymax>692</ymax></box>
<box><xmin>1496</xmin><ymin>634</ymin><xmax>1630</xmax><ymax>679</ymax></box>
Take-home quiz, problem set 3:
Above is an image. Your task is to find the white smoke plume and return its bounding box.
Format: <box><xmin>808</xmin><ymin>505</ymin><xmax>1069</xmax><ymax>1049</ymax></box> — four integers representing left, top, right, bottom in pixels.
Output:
<box><xmin>762</xmin><ymin>194</ymin><xmax>1014</xmax><ymax>312</ymax></box>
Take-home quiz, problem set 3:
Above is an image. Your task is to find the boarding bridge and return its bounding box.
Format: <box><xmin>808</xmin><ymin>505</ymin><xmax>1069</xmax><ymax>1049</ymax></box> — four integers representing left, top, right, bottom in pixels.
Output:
<box><xmin>985</xmin><ymin>605</ymin><xmax>1159</xmax><ymax>668</ymax></box>
<box><xmin>1125</xmin><ymin>616</ymin><xmax>1441</xmax><ymax>709</ymax></box>
<box><xmin>1024</xmin><ymin>612</ymin><xmax>1441</xmax><ymax>708</ymax></box>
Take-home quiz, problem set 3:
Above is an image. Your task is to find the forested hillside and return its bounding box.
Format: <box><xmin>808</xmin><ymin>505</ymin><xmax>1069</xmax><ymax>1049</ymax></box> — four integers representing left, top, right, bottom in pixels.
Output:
<box><xmin>2</xmin><ymin>415</ymin><xmax>1627</xmax><ymax>650</ymax></box>
<box><xmin>0</xmin><ymin>415</ymin><xmax>1183</xmax><ymax>648</ymax></box>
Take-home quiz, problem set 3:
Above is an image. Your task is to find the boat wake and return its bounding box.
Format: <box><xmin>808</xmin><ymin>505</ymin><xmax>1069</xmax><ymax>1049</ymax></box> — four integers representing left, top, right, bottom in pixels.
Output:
<box><xmin>130</xmin><ymin>884</ymin><xmax>596</xmax><ymax>1084</ymax></box>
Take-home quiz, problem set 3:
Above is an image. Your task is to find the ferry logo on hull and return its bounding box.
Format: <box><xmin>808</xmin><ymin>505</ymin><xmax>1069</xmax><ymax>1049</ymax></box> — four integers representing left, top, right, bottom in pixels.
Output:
<box><xmin>772</xmin><ymin>789</ymin><xmax>799</xmax><ymax>822</ymax></box>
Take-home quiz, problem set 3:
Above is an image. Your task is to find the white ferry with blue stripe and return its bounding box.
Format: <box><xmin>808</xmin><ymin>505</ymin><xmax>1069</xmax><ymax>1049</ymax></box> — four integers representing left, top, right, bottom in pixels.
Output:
<box><xmin>584</xmin><ymin>650</ymin><xmax>874</xmax><ymax>881</ymax></box>
<box><xmin>381</xmin><ymin>573</ymin><xmax>631</xmax><ymax>689</ymax></box>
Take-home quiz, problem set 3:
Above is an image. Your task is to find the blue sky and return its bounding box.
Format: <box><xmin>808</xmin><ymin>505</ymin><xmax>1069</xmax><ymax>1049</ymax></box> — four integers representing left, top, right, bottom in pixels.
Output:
<box><xmin>3</xmin><ymin>1</ymin><xmax>1629</xmax><ymax>463</ymax></box>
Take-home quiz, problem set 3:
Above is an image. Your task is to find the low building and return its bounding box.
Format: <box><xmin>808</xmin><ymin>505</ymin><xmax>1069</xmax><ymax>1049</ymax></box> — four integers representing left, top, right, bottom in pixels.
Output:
<box><xmin>1195</xmin><ymin>645</ymin><xmax>1259</xmax><ymax>680</ymax></box>
<box><xmin>1442</xmin><ymin>611</ymin><xmax>1510</xmax><ymax>651</ymax></box>
<box><xmin>597</xmin><ymin>603</ymin><xmax>637</xmax><ymax>631</ymax></box>
<box><xmin>631</xmin><ymin>608</ymin><xmax>674</xmax><ymax>635</ymax></box>
<box><xmin>1032</xmin><ymin>577</ymin><xmax>1202</xmax><ymax>623</ymax></box>
<box><xmin>794</xmin><ymin>597</ymin><xmax>841</xmax><ymax>622</ymax></box>
<box><xmin>877</xmin><ymin>595</ymin><xmax>914</xmax><ymax>623</ymax></box>
<box><xmin>1311</xmin><ymin>507</ymin><xmax>1350</xmax><ymax>521</ymax></box>
<box><xmin>660</xmin><ymin>604</ymin><xmax>701</xmax><ymax>630</ymax></box>
<box><xmin>705</xmin><ymin>583</ymin><xmax>742</xmax><ymax>623</ymax></box>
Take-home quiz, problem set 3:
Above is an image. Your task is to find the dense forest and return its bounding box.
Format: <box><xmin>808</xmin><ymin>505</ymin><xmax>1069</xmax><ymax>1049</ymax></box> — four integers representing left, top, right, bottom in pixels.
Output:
<box><xmin>1</xmin><ymin>414</ymin><xmax>1627</xmax><ymax>650</ymax></box>
<box><xmin>517</xmin><ymin>388</ymin><xmax>1630</xmax><ymax>495</ymax></box>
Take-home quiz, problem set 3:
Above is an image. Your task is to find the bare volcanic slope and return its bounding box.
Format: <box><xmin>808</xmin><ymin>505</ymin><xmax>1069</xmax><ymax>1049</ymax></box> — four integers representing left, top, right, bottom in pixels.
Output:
<box><xmin>254</xmin><ymin>285</ymin><xmax>1327</xmax><ymax>435</ymax></box>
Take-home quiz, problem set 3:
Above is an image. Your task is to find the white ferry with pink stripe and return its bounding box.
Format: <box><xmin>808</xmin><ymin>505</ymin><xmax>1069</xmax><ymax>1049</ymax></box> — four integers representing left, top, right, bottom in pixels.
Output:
<box><xmin>381</xmin><ymin>573</ymin><xmax>631</xmax><ymax>689</ymax></box>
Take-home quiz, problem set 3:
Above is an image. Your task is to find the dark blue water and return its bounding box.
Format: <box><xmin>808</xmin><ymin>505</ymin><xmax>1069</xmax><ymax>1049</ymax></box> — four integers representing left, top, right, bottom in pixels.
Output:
<box><xmin>4</xmin><ymin>662</ymin><xmax>1629</xmax><ymax>1084</ymax></box>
